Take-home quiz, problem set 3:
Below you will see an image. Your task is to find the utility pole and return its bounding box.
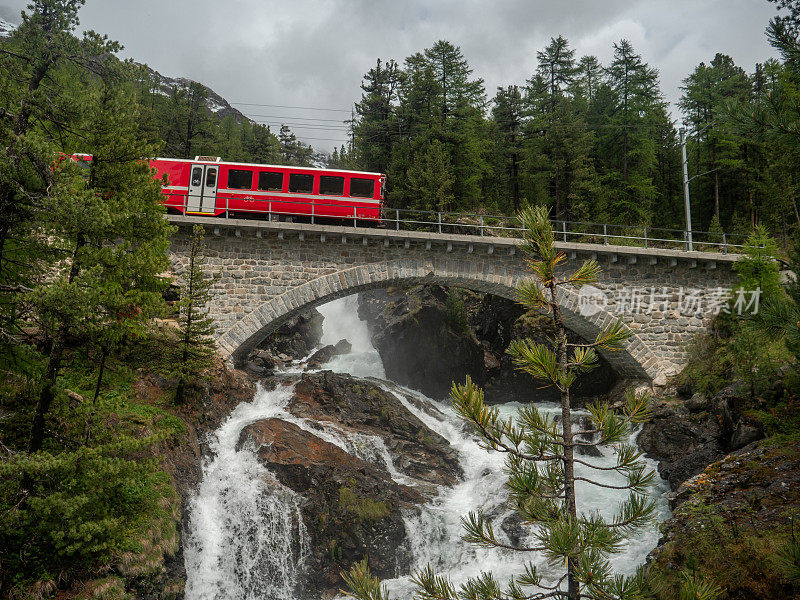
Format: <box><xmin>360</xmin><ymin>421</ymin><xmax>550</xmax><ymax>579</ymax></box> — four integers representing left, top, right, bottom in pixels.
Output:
<box><xmin>679</xmin><ymin>124</ymin><xmax>693</xmax><ymax>251</ymax></box>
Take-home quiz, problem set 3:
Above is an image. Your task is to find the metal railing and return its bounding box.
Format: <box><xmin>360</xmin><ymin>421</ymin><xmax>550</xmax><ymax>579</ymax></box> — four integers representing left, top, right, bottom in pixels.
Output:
<box><xmin>178</xmin><ymin>196</ymin><xmax>750</xmax><ymax>253</ymax></box>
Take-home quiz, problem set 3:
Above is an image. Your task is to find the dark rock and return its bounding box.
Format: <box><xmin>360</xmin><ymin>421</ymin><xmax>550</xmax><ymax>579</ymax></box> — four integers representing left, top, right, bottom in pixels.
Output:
<box><xmin>730</xmin><ymin>419</ymin><xmax>764</xmax><ymax>450</ymax></box>
<box><xmin>640</xmin><ymin>382</ymin><xmax>772</xmax><ymax>491</ymax></box>
<box><xmin>245</xmin><ymin>360</ymin><xmax>265</xmax><ymax>374</ymax></box>
<box><xmin>358</xmin><ymin>286</ymin><xmax>617</xmax><ymax>403</ymax></box>
<box><xmin>334</xmin><ymin>338</ymin><xmax>352</xmax><ymax>355</ymax></box>
<box><xmin>290</xmin><ymin>372</ymin><xmax>462</xmax><ymax>486</ymax></box>
<box><xmin>648</xmin><ymin>441</ymin><xmax>800</xmax><ymax>600</ymax></box>
<box><xmin>233</xmin><ymin>372</ymin><xmax>463</xmax><ymax>598</ymax></box>
<box><xmin>685</xmin><ymin>392</ymin><xmax>709</xmax><ymax>412</ymax></box>
<box><xmin>239</xmin><ymin>418</ymin><xmax>419</xmax><ymax>598</ymax></box>
<box><xmin>306</xmin><ymin>344</ymin><xmax>337</xmax><ymax>369</ymax></box>
<box><xmin>256</xmin><ymin>308</ymin><xmax>324</xmax><ymax>360</ymax></box>
<box><xmin>675</xmin><ymin>382</ymin><xmax>693</xmax><ymax>399</ymax></box>
<box><xmin>358</xmin><ymin>286</ymin><xmax>486</xmax><ymax>399</ymax></box>
<box><xmin>637</xmin><ymin>399</ymin><xmax>726</xmax><ymax>490</ymax></box>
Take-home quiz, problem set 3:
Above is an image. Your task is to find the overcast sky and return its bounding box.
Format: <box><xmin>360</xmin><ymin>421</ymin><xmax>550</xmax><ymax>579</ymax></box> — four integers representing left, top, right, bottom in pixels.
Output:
<box><xmin>0</xmin><ymin>0</ymin><xmax>783</xmax><ymax>152</ymax></box>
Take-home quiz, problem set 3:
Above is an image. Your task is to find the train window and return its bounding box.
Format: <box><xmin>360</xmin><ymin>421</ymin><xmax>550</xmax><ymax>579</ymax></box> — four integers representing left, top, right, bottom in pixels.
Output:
<box><xmin>288</xmin><ymin>173</ymin><xmax>314</xmax><ymax>194</ymax></box>
<box><xmin>258</xmin><ymin>171</ymin><xmax>283</xmax><ymax>191</ymax></box>
<box><xmin>319</xmin><ymin>175</ymin><xmax>344</xmax><ymax>196</ymax></box>
<box><xmin>349</xmin><ymin>178</ymin><xmax>374</xmax><ymax>198</ymax></box>
<box><xmin>228</xmin><ymin>169</ymin><xmax>253</xmax><ymax>190</ymax></box>
<box><xmin>191</xmin><ymin>167</ymin><xmax>202</xmax><ymax>186</ymax></box>
<box><xmin>206</xmin><ymin>168</ymin><xmax>217</xmax><ymax>187</ymax></box>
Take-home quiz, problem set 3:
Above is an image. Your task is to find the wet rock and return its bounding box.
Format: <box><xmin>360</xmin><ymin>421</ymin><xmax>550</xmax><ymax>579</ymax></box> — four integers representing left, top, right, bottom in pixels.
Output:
<box><xmin>637</xmin><ymin>400</ymin><xmax>725</xmax><ymax>490</ymax></box>
<box><xmin>334</xmin><ymin>339</ymin><xmax>352</xmax><ymax>355</ymax></box>
<box><xmin>639</xmin><ymin>382</ymin><xmax>769</xmax><ymax>491</ymax></box>
<box><xmin>358</xmin><ymin>286</ymin><xmax>618</xmax><ymax>403</ymax></box>
<box><xmin>290</xmin><ymin>372</ymin><xmax>462</xmax><ymax>486</ymax></box>
<box><xmin>358</xmin><ymin>286</ymin><xmax>486</xmax><ymax>399</ymax></box>
<box><xmin>305</xmin><ymin>340</ymin><xmax>352</xmax><ymax>370</ymax></box>
<box><xmin>239</xmin><ymin>417</ymin><xmax>419</xmax><ymax>598</ymax></box>
<box><xmin>233</xmin><ymin>372</ymin><xmax>464</xmax><ymax>598</ymax></box>
<box><xmin>257</xmin><ymin>308</ymin><xmax>324</xmax><ymax>360</ymax></box>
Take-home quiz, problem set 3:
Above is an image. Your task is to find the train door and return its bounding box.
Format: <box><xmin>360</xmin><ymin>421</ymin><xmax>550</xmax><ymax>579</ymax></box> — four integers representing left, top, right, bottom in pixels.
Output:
<box><xmin>186</xmin><ymin>164</ymin><xmax>218</xmax><ymax>213</ymax></box>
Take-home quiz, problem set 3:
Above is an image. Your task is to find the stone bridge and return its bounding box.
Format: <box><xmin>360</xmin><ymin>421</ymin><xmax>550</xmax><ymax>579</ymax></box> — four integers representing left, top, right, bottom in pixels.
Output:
<box><xmin>167</xmin><ymin>215</ymin><xmax>742</xmax><ymax>385</ymax></box>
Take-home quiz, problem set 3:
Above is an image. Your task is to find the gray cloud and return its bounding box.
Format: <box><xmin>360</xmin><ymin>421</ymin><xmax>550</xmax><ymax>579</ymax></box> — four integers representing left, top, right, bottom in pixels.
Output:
<box><xmin>1</xmin><ymin>0</ymin><xmax>780</xmax><ymax>151</ymax></box>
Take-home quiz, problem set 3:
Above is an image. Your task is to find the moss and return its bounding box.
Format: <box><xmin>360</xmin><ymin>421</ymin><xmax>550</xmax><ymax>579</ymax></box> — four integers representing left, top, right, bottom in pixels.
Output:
<box><xmin>338</xmin><ymin>486</ymin><xmax>391</xmax><ymax>522</ymax></box>
<box><xmin>648</xmin><ymin>443</ymin><xmax>800</xmax><ymax>599</ymax></box>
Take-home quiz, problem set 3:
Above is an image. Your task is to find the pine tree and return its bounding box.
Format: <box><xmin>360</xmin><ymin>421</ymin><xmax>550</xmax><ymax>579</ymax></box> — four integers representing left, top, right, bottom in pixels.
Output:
<box><xmin>491</xmin><ymin>85</ymin><xmax>526</xmax><ymax>212</ymax></box>
<box><xmin>172</xmin><ymin>224</ymin><xmax>217</xmax><ymax>405</ymax></box>
<box><xmin>600</xmin><ymin>40</ymin><xmax>663</xmax><ymax>225</ymax></box>
<box><xmin>27</xmin><ymin>59</ymin><xmax>172</xmax><ymax>454</ymax></box>
<box><xmin>0</xmin><ymin>0</ymin><xmax>110</xmax><ymax>367</ymax></box>
<box><xmin>524</xmin><ymin>37</ymin><xmax>598</xmax><ymax>221</ymax></box>
<box><xmin>406</xmin><ymin>139</ymin><xmax>455</xmax><ymax>212</ymax></box>
<box><xmin>354</xmin><ymin>58</ymin><xmax>403</xmax><ymax>174</ymax></box>
<box><xmin>679</xmin><ymin>54</ymin><xmax>751</xmax><ymax>225</ymax></box>
<box><xmin>344</xmin><ymin>206</ymin><xmax>704</xmax><ymax>600</ymax></box>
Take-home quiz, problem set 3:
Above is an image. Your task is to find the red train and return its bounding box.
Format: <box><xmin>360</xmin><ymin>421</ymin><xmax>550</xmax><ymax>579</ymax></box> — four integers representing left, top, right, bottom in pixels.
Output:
<box><xmin>73</xmin><ymin>154</ymin><xmax>386</xmax><ymax>223</ymax></box>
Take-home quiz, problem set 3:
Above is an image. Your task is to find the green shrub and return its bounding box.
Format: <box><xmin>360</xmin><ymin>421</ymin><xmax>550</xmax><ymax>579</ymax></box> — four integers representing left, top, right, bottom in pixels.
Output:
<box><xmin>445</xmin><ymin>288</ymin><xmax>470</xmax><ymax>334</ymax></box>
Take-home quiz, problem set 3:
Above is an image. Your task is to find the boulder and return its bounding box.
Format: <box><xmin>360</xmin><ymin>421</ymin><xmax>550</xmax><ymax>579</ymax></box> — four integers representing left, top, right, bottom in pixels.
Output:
<box><xmin>685</xmin><ymin>392</ymin><xmax>709</xmax><ymax>412</ymax></box>
<box><xmin>637</xmin><ymin>400</ymin><xmax>726</xmax><ymax>490</ymax></box>
<box><xmin>639</xmin><ymin>382</ymin><xmax>768</xmax><ymax>491</ymax></box>
<box><xmin>305</xmin><ymin>339</ymin><xmax>352</xmax><ymax>370</ymax></box>
<box><xmin>234</xmin><ymin>372</ymin><xmax>463</xmax><ymax>598</ymax></box>
<box><xmin>256</xmin><ymin>308</ymin><xmax>324</xmax><ymax>360</ymax></box>
<box><xmin>648</xmin><ymin>440</ymin><xmax>800</xmax><ymax>600</ymax></box>
<box><xmin>290</xmin><ymin>372</ymin><xmax>462</xmax><ymax>486</ymax></box>
<box><xmin>358</xmin><ymin>286</ymin><xmax>486</xmax><ymax>399</ymax></box>
<box><xmin>239</xmin><ymin>418</ymin><xmax>419</xmax><ymax>597</ymax></box>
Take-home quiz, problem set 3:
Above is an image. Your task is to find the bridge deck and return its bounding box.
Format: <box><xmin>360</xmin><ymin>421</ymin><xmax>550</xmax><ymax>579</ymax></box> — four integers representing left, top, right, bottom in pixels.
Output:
<box><xmin>166</xmin><ymin>214</ymin><xmax>740</xmax><ymax>264</ymax></box>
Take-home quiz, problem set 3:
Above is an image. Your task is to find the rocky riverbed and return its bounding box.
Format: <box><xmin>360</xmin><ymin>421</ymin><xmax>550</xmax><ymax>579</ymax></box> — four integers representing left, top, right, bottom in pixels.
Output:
<box><xmin>147</xmin><ymin>287</ymin><xmax>800</xmax><ymax>600</ymax></box>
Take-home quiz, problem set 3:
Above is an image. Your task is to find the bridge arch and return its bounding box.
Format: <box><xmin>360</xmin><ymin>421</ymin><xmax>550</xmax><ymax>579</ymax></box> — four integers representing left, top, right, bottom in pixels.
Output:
<box><xmin>217</xmin><ymin>258</ymin><xmax>660</xmax><ymax>380</ymax></box>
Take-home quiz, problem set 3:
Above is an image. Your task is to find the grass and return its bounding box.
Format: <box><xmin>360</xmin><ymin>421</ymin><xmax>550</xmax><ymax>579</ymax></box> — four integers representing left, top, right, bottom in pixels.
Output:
<box><xmin>338</xmin><ymin>486</ymin><xmax>391</xmax><ymax>523</ymax></box>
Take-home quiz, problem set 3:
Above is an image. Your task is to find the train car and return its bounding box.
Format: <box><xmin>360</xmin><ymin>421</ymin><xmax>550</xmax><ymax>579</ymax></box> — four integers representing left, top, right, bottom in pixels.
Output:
<box><xmin>68</xmin><ymin>154</ymin><xmax>386</xmax><ymax>224</ymax></box>
<box><xmin>152</xmin><ymin>156</ymin><xmax>385</xmax><ymax>223</ymax></box>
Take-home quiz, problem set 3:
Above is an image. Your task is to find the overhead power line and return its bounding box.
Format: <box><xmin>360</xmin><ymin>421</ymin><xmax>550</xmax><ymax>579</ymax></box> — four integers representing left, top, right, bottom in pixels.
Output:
<box><xmin>244</xmin><ymin>113</ymin><xmax>348</xmax><ymax>123</ymax></box>
<box><xmin>232</xmin><ymin>102</ymin><xmax>351</xmax><ymax>113</ymax></box>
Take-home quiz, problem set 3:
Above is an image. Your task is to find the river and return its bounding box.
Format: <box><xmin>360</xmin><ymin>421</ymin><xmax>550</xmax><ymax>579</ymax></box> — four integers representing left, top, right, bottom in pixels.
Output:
<box><xmin>182</xmin><ymin>294</ymin><xmax>671</xmax><ymax>600</ymax></box>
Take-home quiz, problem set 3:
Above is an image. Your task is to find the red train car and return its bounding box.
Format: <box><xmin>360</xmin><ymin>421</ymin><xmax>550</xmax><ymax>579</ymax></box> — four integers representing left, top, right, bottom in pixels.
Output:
<box><xmin>70</xmin><ymin>154</ymin><xmax>386</xmax><ymax>223</ymax></box>
<box><xmin>153</xmin><ymin>156</ymin><xmax>385</xmax><ymax>223</ymax></box>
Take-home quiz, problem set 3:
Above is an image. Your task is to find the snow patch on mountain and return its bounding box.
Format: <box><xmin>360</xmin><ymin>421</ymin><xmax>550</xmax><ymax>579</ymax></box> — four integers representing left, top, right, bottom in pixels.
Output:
<box><xmin>0</xmin><ymin>17</ymin><xmax>17</xmax><ymax>38</ymax></box>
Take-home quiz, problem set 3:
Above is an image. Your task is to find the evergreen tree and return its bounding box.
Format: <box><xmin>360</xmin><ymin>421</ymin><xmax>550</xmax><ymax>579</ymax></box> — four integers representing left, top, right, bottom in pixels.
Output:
<box><xmin>164</xmin><ymin>81</ymin><xmax>214</xmax><ymax>159</ymax></box>
<box><xmin>600</xmin><ymin>40</ymin><xmax>663</xmax><ymax>225</ymax></box>
<box><xmin>172</xmin><ymin>224</ymin><xmax>217</xmax><ymax>405</ymax></box>
<box><xmin>353</xmin><ymin>58</ymin><xmax>403</xmax><ymax>174</ymax></box>
<box><xmin>278</xmin><ymin>124</ymin><xmax>314</xmax><ymax>166</ymax></box>
<box><xmin>406</xmin><ymin>139</ymin><xmax>455</xmax><ymax>212</ymax></box>
<box><xmin>679</xmin><ymin>54</ymin><xmax>751</xmax><ymax>224</ymax></box>
<box><xmin>0</xmin><ymin>0</ymin><xmax>108</xmax><ymax>367</ymax></box>
<box><xmin>491</xmin><ymin>85</ymin><xmax>526</xmax><ymax>212</ymax></box>
<box><xmin>344</xmin><ymin>206</ymin><xmax>698</xmax><ymax>600</ymax></box>
<box><xmin>525</xmin><ymin>37</ymin><xmax>598</xmax><ymax>221</ymax></box>
<box><xmin>535</xmin><ymin>35</ymin><xmax>578</xmax><ymax>112</ymax></box>
<box><xmin>574</xmin><ymin>55</ymin><xmax>603</xmax><ymax>102</ymax></box>
<box><xmin>28</xmin><ymin>61</ymin><xmax>172</xmax><ymax>454</ymax></box>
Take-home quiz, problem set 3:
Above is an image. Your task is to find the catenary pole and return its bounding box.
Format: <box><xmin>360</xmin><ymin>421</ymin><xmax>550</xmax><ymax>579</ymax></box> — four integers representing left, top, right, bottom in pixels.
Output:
<box><xmin>680</xmin><ymin>125</ymin><xmax>693</xmax><ymax>251</ymax></box>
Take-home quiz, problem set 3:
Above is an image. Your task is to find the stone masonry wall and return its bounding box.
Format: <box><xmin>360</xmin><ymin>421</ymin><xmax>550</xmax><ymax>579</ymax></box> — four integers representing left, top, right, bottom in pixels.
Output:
<box><xmin>168</xmin><ymin>218</ymin><xmax>740</xmax><ymax>383</ymax></box>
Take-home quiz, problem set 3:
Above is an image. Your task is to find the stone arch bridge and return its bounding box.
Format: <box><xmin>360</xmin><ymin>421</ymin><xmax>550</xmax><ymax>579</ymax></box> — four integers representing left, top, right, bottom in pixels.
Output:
<box><xmin>167</xmin><ymin>215</ymin><xmax>742</xmax><ymax>385</ymax></box>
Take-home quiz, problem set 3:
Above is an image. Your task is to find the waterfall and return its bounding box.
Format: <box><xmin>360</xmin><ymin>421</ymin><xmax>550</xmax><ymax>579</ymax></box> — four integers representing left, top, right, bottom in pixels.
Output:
<box><xmin>183</xmin><ymin>294</ymin><xmax>670</xmax><ymax>599</ymax></box>
<box><xmin>183</xmin><ymin>385</ymin><xmax>309</xmax><ymax>600</ymax></box>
